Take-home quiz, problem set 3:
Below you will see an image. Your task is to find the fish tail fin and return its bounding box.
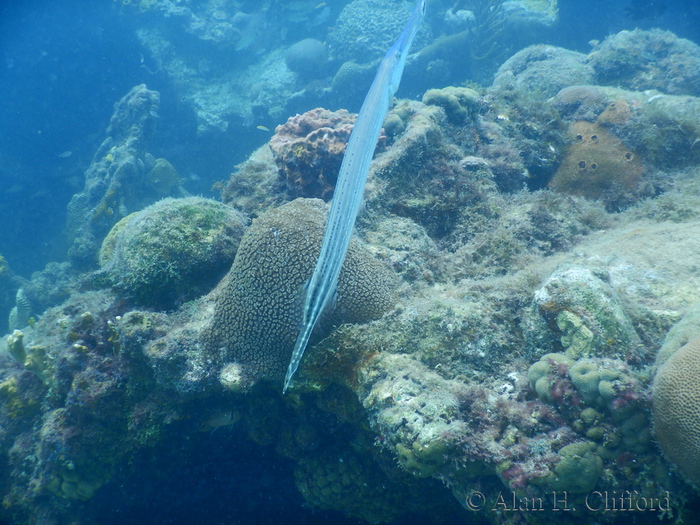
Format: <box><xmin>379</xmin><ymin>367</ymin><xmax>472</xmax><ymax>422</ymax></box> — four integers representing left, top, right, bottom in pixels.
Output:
<box><xmin>283</xmin><ymin>324</ymin><xmax>314</xmax><ymax>393</ymax></box>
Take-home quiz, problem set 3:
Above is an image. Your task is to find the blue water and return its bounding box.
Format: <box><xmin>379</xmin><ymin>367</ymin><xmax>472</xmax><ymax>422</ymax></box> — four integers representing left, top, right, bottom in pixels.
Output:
<box><xmin>1</xmin><ymin>0</ymin><xmax>699</xmax><ymax>523</ymax></box>
<box><xmin>1</xmin><ymin>0</ymin><xmax>698</xmax><ymax>276</ymax></box>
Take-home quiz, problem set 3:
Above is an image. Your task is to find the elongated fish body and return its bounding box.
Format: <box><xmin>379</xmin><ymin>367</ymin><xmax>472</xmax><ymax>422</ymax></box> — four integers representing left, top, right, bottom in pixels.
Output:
<box><xmin>283</xmin><ymin>0</ymin><xmax>426</xmax><ymax>393</ymax></box>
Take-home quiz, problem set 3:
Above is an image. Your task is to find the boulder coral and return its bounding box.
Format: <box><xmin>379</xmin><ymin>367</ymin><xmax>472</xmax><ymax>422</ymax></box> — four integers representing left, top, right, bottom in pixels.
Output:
<box><xmin>653</xmin><ymin>335</ymin><xmax>700</xmax><ymax>487</ymax></box>
<box><xmin>491</xmin><ymin>45</ymin><xmax>594</xmax><ymax>101</ymax></box>
<box><xmin>548</xmin><ymin>120</ymin><xmax>643</xmax><ymax>209</ymax></box>
<box><xmin>421</xmin><ymin>87</ymin><xmax>480</xmax><ymax>124</ymax></box>
<box><xmin>99</xmin><ymin>197</ymin><xmax>247</xmax><ymax>310</ymax></box>
<box><xmin>284</xmin><ymin>38</ymin><xmax>328</xmax><ymax>78</ymax></box>
<box><xmin>327</xmin><ymin>0</ymin><xmax>419</xmax><ymax>65</ymax></box>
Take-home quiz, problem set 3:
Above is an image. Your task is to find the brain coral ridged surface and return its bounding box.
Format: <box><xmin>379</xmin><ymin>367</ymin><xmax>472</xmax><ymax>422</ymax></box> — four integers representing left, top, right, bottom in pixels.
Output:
<box><xmin>653</xmin><ymin>336</ymin><xmax>700</xmax><ymax>486</ymax></box>
<box><xmin>204</xmin><ymin>198</ymin><xmax>397</xmax><ymax>391</ymax></box>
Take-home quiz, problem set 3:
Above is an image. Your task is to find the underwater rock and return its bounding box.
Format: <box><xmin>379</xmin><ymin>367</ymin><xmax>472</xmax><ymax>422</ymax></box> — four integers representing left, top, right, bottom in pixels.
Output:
<box><xmin>220</xmin><ymin>145</ymin><xmax>288</xmax><ymax>218</ymax></box>
<box><xmin>99</xmin><ymin>197</ymin><xmax>247</xmax><ymax>310</ymax></box>
<box><xmin>0</xmin><ymin>288</ymin><xmax>184</xmax><ymax>523</ymax></box>
<box><xmin>359</xmin><ymin>353</ymin><xmax>468</xmax><ymax>479</ymax></box>
<box><xmin>366</xmin><ymin>101</ymin><xmax>505</xmax><ymax>239</ymax></box>
<box><xmin>590</xmin><ymin>29</ymin><xmax>700</xmax><ymax>96</ymax></box>
<box><xmin>630</xmin><ymin>93</ymin><xmax>700</xmax><ymax>168</ymax></box>
<box><xmin>653</xmin><ymin>335</ymin><xmax>700</xmax><ymax>488</ymax></box>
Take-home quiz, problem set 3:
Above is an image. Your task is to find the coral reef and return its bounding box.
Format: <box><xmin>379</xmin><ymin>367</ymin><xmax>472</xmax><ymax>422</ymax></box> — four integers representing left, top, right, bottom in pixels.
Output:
<box><xmin>0</xmin><ymin>289</ymin><xmax>183</xmax><ymax>523</ymax></box>
<box><xmin>98</xmin><ymin>197</ymin><xmax>246</xmax><ymax>310</ymax></box>
<box><xmin>144</xmin><ymin>198</ymin><xmax>397</xmax><ymax>395</ymax></box>
<box><xmin>9</xmin><ymin>27</ymin><xmax>700</xmax><ymax>525</ymax></box>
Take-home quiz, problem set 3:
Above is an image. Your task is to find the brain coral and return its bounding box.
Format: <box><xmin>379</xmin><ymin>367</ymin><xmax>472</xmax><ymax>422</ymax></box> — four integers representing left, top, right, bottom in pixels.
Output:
<box><xmin>269</xmin><ymin>108</ymin><xmax>361</xmax><ymax>200</ymax></box>
<box><xmin>548</xmin><ymin>120</ymin><xmax>642</xmax><ymax>209</ymax></box>
<box><xmin>653</xmin><ymin>336</ymin><xmax>700</xmax><ymax>487</ymax></box>
<box><xmin>204</xmin><ymin>198</ymin><xmax>397</xmax><ymax>392</ymax></box>
<box><xmin>100</xmin><ymin>197</ymin><xmax>247</xmax><ymax>309</ymax></box>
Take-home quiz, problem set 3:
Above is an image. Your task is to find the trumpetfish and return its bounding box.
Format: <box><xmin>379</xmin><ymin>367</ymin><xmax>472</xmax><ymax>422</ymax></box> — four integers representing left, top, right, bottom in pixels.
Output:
<box><xmin>283</xmin><ymin>0</ymin><xmax>426</xmax><ymax>393</ymax></box>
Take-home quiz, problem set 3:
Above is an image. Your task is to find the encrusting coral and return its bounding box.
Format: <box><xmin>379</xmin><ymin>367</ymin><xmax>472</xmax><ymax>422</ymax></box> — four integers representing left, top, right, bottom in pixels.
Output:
<box><xmin>269</xmin><ymin>108</ymin><xmax>379</xmax><ymax>200</ymax></box>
